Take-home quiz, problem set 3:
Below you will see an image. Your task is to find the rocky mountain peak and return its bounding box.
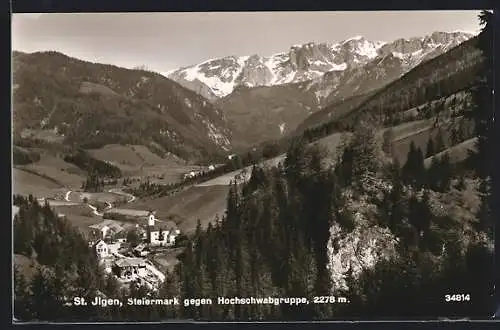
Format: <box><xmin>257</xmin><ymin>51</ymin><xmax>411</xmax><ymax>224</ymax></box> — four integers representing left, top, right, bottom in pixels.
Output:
<box><xmin>167</xmin><ymin>31</ymin><xmax>474</xmax><ymax>101</ymax></box>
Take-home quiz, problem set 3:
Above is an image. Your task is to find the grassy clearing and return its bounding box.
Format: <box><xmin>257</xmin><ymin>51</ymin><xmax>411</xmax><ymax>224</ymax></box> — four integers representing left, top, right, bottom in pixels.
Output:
<box><xmin>52</xmin><ymin>204</ymin><xmax>95</xmax><ymax>217</ymax></box>
<box><xmin>51</xmin><ymin>204</ymin><xmax>102</xmax><ymax>232</ymax></box>
<box><xmin>15</xmin><ymin>151</ymin><xmax>86</xmax><ymax>189</ymax></box>
<box><xmin>424</xmin><ymin>137</ymin><xmax>477</xmax><ymax>167</ymax></box>
<box><xmin>383</xmin><ymin>119</ymin><xmax>433</xmax><ymax>140</ymax></box>
<box><xmin>66</xmin><ymin>191</ymin><xmax>128</xmax><ymax>205</ymax></box>
<box><xmin>22</xmin><ymin>164</ymin><xmax>84</xmax><ymax>189</ymax></box>
<box><xmin>20</xmin><ymin>128</ymin><xmax>65</xmax><ymax>144</ymax></box>
<box><xmin>13</xmin><ymin>168</ymin><xmax>62</xmax><ymax>198</ymax></box>
<box><xmin>105</xmin><ymin>208</ymin><xmax>150</xmax><ymax>217</ymax></box>
<box><xmin>130</xmin><ymin>185</ymin><xmax>230</xmax><ymax>234</ymax></box>
<box><xmin>88</xmin><ymin>144</ymin><xmax>203</xmax><ymax>183</ymax></box>
<box><xmin>392</xmin><ymin>126</ymin><xmax>436</xmax><ymax>164</ymax></box>
<box><xmin>88</xmin><ymin>144</ymin><xmax>183</xmax><ymax>167</ymax></box>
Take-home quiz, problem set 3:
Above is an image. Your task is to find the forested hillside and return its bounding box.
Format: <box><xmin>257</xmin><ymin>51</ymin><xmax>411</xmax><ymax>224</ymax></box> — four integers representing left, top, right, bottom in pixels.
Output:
<box><xmin>157</xmin><ymin>122</ymin><xmax>492</xmax><ymax>320</ymax></box>
<box><xmin>295</xmin><ymin>91</ymin><xmax>378</xmax><ymax>133</ymax></box>
<box><xmin>13</xmin><ymin>195</ymin><xmax>107</xmax><ymax>321</ymax></box>
<box><xmin>333</xmin><ymin>36</ymin><xmax>483</xmax><ymax>128</ymax></box>
<box><xmin>13</xmin><ymin>51</ymin><xmax>232</xmax><ymax>161</ymax></box>
<box><xmin>216</xmin><ymin>81</ymin><xmax>319</xmax><ymax>148</ymax></box>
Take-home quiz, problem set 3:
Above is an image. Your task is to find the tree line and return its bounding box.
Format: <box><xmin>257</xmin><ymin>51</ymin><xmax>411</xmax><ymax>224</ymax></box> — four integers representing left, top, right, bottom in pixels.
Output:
<box><xmin>64</xmin><ymin>150</ymin><xmax>122</xmax><ymax>179</ymax></box>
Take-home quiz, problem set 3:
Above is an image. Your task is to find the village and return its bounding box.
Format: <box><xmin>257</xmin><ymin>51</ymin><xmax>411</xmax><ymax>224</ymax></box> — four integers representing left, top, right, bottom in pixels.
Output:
<box><xmin>88</xmin><ymin>211</ymin><xmax>182</xmax><ymax>292</ymax></box>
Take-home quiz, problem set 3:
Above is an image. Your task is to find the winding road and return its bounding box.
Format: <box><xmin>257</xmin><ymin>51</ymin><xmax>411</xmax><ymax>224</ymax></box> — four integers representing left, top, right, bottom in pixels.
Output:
<box><xmin>107</xmin><ymin>188</ymin><xmax>136</xmax><ymax>203</ymax></box>
<box><xmin>64</xmin><ymin>188</ymin><xmax>137</xmax><ymax>217</ymax></box>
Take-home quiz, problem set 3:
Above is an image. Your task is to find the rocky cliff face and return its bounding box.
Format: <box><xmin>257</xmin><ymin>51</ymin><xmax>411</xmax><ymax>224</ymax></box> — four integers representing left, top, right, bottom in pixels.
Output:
<box><xmin>325</xmin><ymin>176</ymin><xmax>488</xmax><ymax>294</ymax></box>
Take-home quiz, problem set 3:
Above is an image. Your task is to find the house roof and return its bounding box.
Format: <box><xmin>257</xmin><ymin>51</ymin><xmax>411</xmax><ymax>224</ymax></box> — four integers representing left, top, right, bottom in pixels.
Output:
<box><xmin>92</xmin><ymin>240</ymin><xmax>108</xmax><ymax>252</ymax></box>
<box><xmin>133</xmin><ymin>243</ymin><xmax>149</xmax><ymax>251</ymax></box>
<box><xmin>89</xmin><ymin>219</ymin><xmax>126</xmax><ymax>233</ymax></box>
<box><xmin>113</xmin><ymin>230</ymin><xmax>128</xmax><ymax>239</ymax></box>
<box><xmin>115</xmin><ymin>258</ymin><xmax>145</xmax><ymax>268</ymax></box>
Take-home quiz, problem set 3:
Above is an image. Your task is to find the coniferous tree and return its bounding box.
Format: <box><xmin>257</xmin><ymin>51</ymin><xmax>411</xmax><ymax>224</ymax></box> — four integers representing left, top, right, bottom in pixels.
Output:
<box><xmin>438</xmin><ymin>153</ymin><xmax>452</xmax><ymax>192</ymax></box>
<box><xmin>349</xmin><ymin>122</ymin><xmax>380</xmax><ymax>188</ymax></box>
<box><xmin>434</xmin><ymin>129</ymin><xmax>446</xmax><ymax>153</ymax></box>
<box><xmin>27</xmin><ymin>267</ymin><xmax>65</xmax><ymax>321</ymax></box>
<box><xmin>468</xmin><ymin>10</ymin><xmax>493</xmax><ymax>180</ymax></box>
<box><xmin>425</xmin><ymin>137</ymin><xmax>435</xmax><ymax>158</ymax></box>
<box><xmin>450</xmin><ymin>128</ymin><xmax>460</xmax><ymax>145</ymax></box>
<box><xmin>382</xmin><ymin>128</ymin><xmax>394</xmax><ymax>156</ymax></box>
<box><xmin>414</xmin><ymin>147</ymin><xmax>426</xmax><ymax>188</ymax></box>
<box><xmin>427</xmin><ymin>156</ymin><xmax>441</xmax><ymax>191</ymax></box>
<box><xmin>402</xmin><ymin>142</ymin><xmax>425</xmax><ymax>188</ymax></box>
<box><xmin>284</xmin><ymin>137</ymin><xmax>308</xmax><ymax>189</ymax></box>
<box><xmin>402</xmin><ymin>142</ymin><xmax>417</xmax><ymax>185</ymax></box>
<box><xmin>418</xmin><ymin>190</ymin><xmax>433</xmax><ymax>251</ymax></box>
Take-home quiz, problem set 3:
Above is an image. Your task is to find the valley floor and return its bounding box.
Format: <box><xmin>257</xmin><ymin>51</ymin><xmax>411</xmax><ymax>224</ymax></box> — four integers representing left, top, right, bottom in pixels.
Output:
<box><xmin>12</xmin><ymin>118</ymin><xmax>477</xmax><ymax>238</ymax></box>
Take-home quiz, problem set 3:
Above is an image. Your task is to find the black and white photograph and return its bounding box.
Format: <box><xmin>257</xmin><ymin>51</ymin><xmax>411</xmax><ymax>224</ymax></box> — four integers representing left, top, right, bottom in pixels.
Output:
<box><xmin>11</xmin><ymin>10</ymin><xmax>495</xmax><ymax>322</ymax></box>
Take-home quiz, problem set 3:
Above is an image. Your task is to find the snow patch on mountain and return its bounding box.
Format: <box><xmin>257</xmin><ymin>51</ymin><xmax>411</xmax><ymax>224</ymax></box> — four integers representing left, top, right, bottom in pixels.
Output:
<box><xmin>357</xmin><ymin>39</ymin><xmax>386</xmax><ymax>59</ymax></box>
<box><xmin>202</xmin><ymin>119</ymin><xmax>231</xmax><ymax>150</ymax></box>
<box><xmin>168</xmin><ymin>32</ymin><xmax>473</xmax><ymax>101</ymax></box>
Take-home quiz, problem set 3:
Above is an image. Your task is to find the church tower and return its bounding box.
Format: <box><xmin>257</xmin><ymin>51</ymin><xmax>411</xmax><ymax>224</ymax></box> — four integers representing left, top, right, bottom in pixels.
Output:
<box><xmin>148</xmin><ymin>211</ymin><xmax>155</xmax><ymax>226</ymax></box>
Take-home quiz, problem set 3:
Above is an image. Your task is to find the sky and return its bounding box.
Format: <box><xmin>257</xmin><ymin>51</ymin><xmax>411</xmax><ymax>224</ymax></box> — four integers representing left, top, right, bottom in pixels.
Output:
<box><xmin>12</xmin><ymin>11</ymin><xmax>482</xmax><ymax>75</ymax></box>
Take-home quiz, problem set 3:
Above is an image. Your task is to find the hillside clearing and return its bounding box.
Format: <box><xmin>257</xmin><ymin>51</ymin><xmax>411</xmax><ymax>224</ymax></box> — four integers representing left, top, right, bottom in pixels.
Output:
<box><xmin>87</xmin><ymin>144</ymin><xmax>184</xmax><ymax>167</ymax></box>
<box><xmin>21</xmin><ymin>153</ymin><xmax>86</xmax><ymax>189</ymax></box>
<box><xmin>424</xmin><ymin>137</ymin><xmax>477</xmax><ymax>167</ymax></box>
<box><xmin>65</xmin><ymin>191</ymin><xmax>128</xmax><ymax>205</ymax></box>
<box><xmin>129</xmin><ymin>185</ymin><xmax>230</xmax><ymax>234</ymax></box>
<box><xmin>13</xmin><ymin>168</ymin><xmax>62</xmax><ymax>198</ymax></box>
<box><xmin>87</xmin><ymin>144</ymin><xmax>203</xmax><ymax>181</ymax></box>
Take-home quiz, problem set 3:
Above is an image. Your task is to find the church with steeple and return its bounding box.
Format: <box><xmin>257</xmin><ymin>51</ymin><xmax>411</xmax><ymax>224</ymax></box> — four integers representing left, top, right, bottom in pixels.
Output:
<box><xmin>144</xmin><ymin>210</ymin><xmax>180</xmax><ymax>247</ymax></box>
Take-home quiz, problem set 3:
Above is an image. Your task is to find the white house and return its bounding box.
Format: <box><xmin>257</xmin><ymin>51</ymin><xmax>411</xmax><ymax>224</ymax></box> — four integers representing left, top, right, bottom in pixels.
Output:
<box><xmin>183</xmin><ymin>171</ymin><xmax>199</xmax><ymax>180</ymax></box>
<box><xmin>107</xmin><ymin>242</ymin><xmax>122</xmax><ymax>255</ymax></box>
<box><xmin>94</xmin><ymin>240</ymin><xmax>109</xmax><ymax>259</ymax></box>
<box><xmin>147</xmin><ymin>224</ymin><xmax>171</xmax><ymax>246</ymax></box>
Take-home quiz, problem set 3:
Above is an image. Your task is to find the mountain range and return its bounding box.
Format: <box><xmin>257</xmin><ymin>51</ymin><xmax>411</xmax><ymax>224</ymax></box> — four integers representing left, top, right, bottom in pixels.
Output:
<box><xmin>12</xmin><ymin>31</ymin><xmax>476</xmax><ymax>161</ymax></box>
<box><xmin>167</xmin><ymin>32</ymin><xmax>473</xmax><ymax>102</ymax></box>
<box><xmin>167</xmin><ymin>32</ymin><xmax>474</xmax><ymax>148</ymax></box>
